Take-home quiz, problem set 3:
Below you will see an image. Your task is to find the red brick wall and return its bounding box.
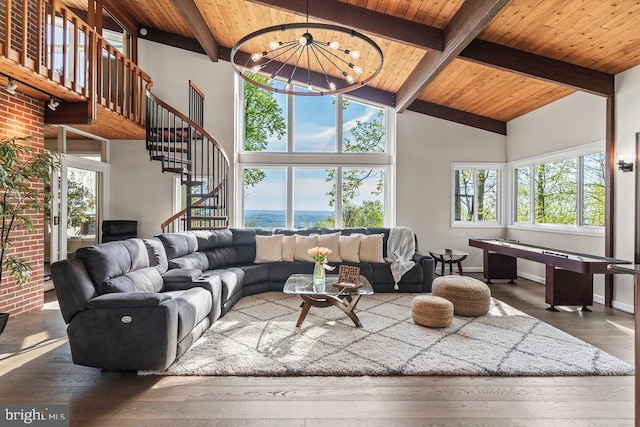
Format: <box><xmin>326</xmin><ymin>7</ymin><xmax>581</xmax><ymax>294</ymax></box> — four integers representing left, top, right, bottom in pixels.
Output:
<box><xmin>0</xmin><ymin>90</ymin><xmax>46</xmax><ymax>318</ymax></box>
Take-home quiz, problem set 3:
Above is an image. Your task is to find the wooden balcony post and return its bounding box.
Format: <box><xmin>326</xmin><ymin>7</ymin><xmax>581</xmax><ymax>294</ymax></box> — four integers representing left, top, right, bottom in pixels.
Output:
<box><xmin>5</xmin><ymin>0</ymin><xmax>12</xmax><ymax>56</ymax></box>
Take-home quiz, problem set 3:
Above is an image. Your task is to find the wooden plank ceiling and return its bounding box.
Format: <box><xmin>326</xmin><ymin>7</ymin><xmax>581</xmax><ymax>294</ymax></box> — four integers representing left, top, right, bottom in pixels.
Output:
<box><xmin>63</xmin><ymin>0</ymin><xmax>640</xmax><ymax>132</ymax></box>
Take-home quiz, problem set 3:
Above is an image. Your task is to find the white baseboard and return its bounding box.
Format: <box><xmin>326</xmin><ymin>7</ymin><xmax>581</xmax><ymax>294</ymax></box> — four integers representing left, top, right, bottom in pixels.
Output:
<box><xmin>611</xmin><ymin>300</ymin><xmax>635</xmax><ymax>314</ymax></box>
<box><xmin>515</xmin><ymin>271</ymin><xmax>545</xmax><ymax>285</ymax></box>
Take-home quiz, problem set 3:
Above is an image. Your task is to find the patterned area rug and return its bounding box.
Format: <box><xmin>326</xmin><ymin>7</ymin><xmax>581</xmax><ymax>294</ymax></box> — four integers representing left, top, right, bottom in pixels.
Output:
<box><xmin>141</xmin><ymin>292</ymin><xmax>634</xmax><ymax>377</ymax></box>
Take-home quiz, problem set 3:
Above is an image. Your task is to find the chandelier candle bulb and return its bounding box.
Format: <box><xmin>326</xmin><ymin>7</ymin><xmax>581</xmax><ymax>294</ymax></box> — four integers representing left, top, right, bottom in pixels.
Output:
<box><xmin>230</xmin><ymin>21</ymin><xmax>383</xmax><ymax>96</ymax></box>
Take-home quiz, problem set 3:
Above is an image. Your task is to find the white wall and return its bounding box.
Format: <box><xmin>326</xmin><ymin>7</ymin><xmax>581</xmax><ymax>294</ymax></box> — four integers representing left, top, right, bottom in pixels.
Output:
<box><xmin>109</xmin><ymin>40</ymin><xmax>236</xmax><ymax>237</ymax></box>
<box><xmin>613</xmin><ymin>64</ymin><xmax>640</xmax><ymax>310</ymax></box>
<box><xmin>109</xmin><ymin>139</ymin><xmax>174</xmax><ymax>238</ymax></box>
<box><xmin>396</xmin><ymin>112</ymin><xmax>507</xmax><ymax>268</ymax></box>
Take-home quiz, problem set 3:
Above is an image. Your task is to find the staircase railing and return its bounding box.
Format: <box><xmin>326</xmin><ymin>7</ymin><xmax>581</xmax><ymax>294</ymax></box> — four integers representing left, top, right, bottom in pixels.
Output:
<box><xmin>145</xmin><ymin>85</ymin><xmax>230</xmax><ymax>233</ymax></box>
<box><xmin>0</xmin><ymin>0</ymin><xmax>150</xmax><ymax>124</ymax></box>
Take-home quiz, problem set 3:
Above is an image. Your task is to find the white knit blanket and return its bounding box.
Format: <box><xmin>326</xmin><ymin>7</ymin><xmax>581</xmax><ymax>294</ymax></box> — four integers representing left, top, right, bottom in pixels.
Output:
<box><xmin>385</xmin><ymin>226</ymin><xmax>416</xmax><ymax>290</ymax></box>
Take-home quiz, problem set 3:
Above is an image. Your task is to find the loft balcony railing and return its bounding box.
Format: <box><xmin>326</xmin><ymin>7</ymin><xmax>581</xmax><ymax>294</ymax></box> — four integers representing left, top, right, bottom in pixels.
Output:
<box><xmin>0</xmin><ymin>0</ymin><xmax>150</xmax><ymax>125</ymax></box>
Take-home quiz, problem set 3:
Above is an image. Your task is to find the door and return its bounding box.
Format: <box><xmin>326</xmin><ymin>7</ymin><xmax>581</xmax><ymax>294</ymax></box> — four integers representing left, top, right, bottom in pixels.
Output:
<box><xmin>49</xmin><ymin>155</ymin><xmax>110</xmax><ymax>269</ymax></box>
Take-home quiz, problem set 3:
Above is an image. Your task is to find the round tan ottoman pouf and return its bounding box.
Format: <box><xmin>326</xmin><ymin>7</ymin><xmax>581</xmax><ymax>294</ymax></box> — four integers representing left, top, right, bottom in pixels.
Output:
<box><xmin>412</xmin><ymin>295</ymin><xmax>454</xmax><ymax>328</ymax></box>
<box><xmin>432</xmin><ymin>276</ymin><xmax>491</xmax><ymax>317</ymax></box>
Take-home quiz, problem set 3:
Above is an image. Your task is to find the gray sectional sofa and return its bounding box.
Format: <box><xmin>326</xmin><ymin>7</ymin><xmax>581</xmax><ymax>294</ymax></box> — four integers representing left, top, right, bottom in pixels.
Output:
<box><xmin>51</xmin><ymin>227</ymin><xmax>434</xmax><ymax>371</ymax></box>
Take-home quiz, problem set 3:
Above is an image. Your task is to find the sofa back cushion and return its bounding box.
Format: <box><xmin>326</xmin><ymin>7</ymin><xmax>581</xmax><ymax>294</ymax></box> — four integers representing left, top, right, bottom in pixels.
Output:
<box><xmin>231</xmin><ymin>228</ymin><xmax>258</xmax><ymax>264</ymax></box>
<box><xmin>102</xmin><ymin>267</ymin><xmax>164</xmax><ymax>294</ymax></box>
<box><xmin>192</xmin><ymin>229</ymin><xmax>233</xmax><ymax>250</ymax></box>
<box><xmin>75</xmin><ymin>238</ymin><xmax>164</xmax><ymax>295</ymax></box>
<box><xmin>157</xmin><ymin>232</ymin><xmax>198</xmax><ymax>259</ymax></box>
<box><xmin>144</xmin><ymin>237</ymin><xmax>168</xmax><ymax>274</ymax></box>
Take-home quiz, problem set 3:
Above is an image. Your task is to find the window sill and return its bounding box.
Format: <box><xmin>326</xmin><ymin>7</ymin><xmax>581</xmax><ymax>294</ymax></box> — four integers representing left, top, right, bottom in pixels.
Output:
<box><xmin>508</xmin><ymin>223</ymin><xmax>605</xmax><ymax>237</ymax></box>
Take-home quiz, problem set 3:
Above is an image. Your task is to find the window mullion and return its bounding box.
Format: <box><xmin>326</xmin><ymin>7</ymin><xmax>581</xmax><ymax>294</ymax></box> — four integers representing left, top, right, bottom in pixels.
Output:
<box><xmin>287</xmin><ymin>166</ymin><xmax>293</xmax><ymax>228</ymax></box>
<box><xmin>474</xmin><ymin>169</ymin><xmax>479</xmax><ymax>222</ymax></box>
<box><xmin>336</xmin><ymin>166</ymin><xmax>342</xmax><ymax>227</ymax></box>
<box><xmin>529</xmin><ymin>165</ymin><xmax>535</xmax><ymax>224</ymax></box>
<box><xmin>577</xmin><ymin>156</ymin><xmax>584</xmax><ymax>226</ymax></box>
<box><xmin>287</xmin><ymin>93</ymin><xmax>294</xmax><ymax>152</ymax></box>
<box><xmin>337</xmin><ymin>94</ymin><xmax>343</xmax><ymax>154</ymax></box>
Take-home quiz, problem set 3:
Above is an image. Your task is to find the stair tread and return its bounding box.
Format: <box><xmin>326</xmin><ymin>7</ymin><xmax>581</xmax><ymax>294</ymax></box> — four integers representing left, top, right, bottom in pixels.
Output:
<box><xmin>190</xmin><ymin>226</ymin><xmax>228</xmax><ymax>230</ymax></box>
<box><xmin>164</xmin><ymin>167</ymin><xmax>190</xmax><ymax>174</ymax></box>
<box><xmin>182</xmin><ymin>180</ymin><xmax>204</xmax><ymax>186</ymax></box>
<box><xmin>151</xmin><ymin>155</ymin><xmax>191</xmax><ymax>164</ymax></box>
<box><xmin>187</xmin><ymin>205</ymin><xmax>221</xmax><ymax>209</ymax></box>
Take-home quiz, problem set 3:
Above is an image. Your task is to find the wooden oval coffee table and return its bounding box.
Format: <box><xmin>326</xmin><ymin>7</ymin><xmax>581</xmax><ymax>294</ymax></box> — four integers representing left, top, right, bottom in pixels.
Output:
<box><xmin>283</xmin><ymin>274</ymin><xmax>374</xmax><ymax>328</ymax></box>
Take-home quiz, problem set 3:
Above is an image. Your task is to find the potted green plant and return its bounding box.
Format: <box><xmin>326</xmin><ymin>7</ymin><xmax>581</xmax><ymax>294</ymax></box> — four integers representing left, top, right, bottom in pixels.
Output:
<box><xmin>0</xmin><ymin>136</ymin><xmax>57</xmax><ymax>334</ymax></box>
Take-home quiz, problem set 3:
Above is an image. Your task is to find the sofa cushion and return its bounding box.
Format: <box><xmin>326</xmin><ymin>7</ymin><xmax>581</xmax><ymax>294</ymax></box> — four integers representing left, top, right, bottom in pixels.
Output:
<box><xmin>339</xmin><ymin>234</ymin><xmax>361</xmax><ymax>262</ymax></box>
<box><xmin>204</xmin><ymin>247</ymin><xmax>242</xmax><ymax>269</ymax></box>
<box><xmin>100</xmin><ymin>266</ymin><xmax>164</xmax><ymax>294</ymax></box>
<box><xmin>76</xmin><ymin>238</ymin><xmax>149</xmax><ymax>287</ymax></box>
<box><xmin>193</xmin><ymin>229</ymin><xmax>233</xmax><ymax>250</ymax></box>
<box><xmin>231</xmin><ymin>228</ymin><xmax>256</xmax><ymax>245</ymax></box>
<box><xmin>163</xmin><ymin>288</ymin><xmax>212</xmax><ymax>342</ymax></box>
<box><xmin>168</xmin><ymin>252</ymin><xmax>209</xmax><ymax>270</ymax></box>
<box><xmin>367</xmin><ymin>228</ymin><xmax>391</xmax><ymax>258</ymax></box>
<box><xmin>157</xmin><ymin>232</ymin><xmax>198</xmax><ymax>259</ymax></box>
<box><xmin>294</xmin><ymin>235</ymin><xmax>318</xmax><ymax>262</ymax></box>
<box><xmin>144</xmin><ymin>237</ymin><xmax>168</xmax><ymax>274</ymax></box>
<box><xmin>282</xmin><ymin>235</ymin><xmax>296</xmax><ymax>262</ymax></box>
<box><xmin>359</xmin><ymin>234</ymin><xmax>384</xmax><ymax>263</ymax></box>
<box><xmin>255</xmin><ymin>235</ymin><xmax>283</xmax><ymax>263</ymax></box>
<box><xmin>204</xmin><ymin>268</ymin><xmax>246</xmax><ymax>304</ymax></box>
<box><xmin>317</xmin><ymin>232</ymin><xmax>342</xmax><ymax>262</ymax></box>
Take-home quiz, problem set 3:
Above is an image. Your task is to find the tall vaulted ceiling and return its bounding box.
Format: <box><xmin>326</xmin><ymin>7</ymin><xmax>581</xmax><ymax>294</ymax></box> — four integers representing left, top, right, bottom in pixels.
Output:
<box><xmin>63</xmin><ymin>0</ymin><xmax>640</xmax><ymax>134</ymax></box>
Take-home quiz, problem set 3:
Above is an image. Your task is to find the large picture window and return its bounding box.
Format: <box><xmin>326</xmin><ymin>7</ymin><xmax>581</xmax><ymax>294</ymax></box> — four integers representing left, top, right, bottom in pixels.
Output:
<box><xmin>452</xmin><ymin>164</ymin><xmax>501</xmax><ymax>226</ymax></box>
<box><xmin>237</xmin><ymin>79</ymin><xmax>392</xmax><ymax>228</ymax></box>
<box><xmin>511</xmin><ymin>144</ymin><xmax>605</xmax><ymax>230</ymax></box>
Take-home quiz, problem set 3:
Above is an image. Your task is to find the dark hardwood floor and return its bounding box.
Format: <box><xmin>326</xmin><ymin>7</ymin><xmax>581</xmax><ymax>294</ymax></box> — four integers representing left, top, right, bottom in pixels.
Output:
<box><xmin>0</xmin><ymin>274</ymin><xmax>634</xmax><ymax>426</ymax></box>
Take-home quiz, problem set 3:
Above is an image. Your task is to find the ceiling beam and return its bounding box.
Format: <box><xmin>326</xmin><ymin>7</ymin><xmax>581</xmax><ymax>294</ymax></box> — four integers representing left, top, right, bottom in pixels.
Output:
<box><xmin>395</xmin><ymin>0</ymin><xmax>509</xmax><ymax>112</ymax></box>
<box><xmin>460</xmin><ymin>39</ymin><xmax>614</xmax><ymax>97</ymax></box>
<box><xmin>247</xmin><ymin>0</ymin><xmax>443</xmax><ymax>51</ymax></box>
<box><xmin>408</xmin><ymin>99</ymin><xmax>506</xmax><ymax>135</ymax></box>
<box><xmin>102</xmin><ymin>0</ymin><xmax>139</xmax><ymax>35</ymax></box>
<box><xmin>169</xmin><ymin>0</ymin><xmax>219</xmax><ymax>62</ymax></box>
<box><xmin>142</xmin><ymin>27</ymin><xmax>503</xmax><ymax>133</ymax></box>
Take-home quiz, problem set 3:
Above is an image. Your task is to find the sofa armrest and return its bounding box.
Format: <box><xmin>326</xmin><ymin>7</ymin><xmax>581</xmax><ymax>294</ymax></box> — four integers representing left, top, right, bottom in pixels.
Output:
<box><xmin>86</xmin><ymin>292</ymin><xmax>171</xmax><ymax>309</ymax></box>
<box><xmin>162</xmin><ymin>268</ymin><xmax>203</xmax><ymax>283</ymax></box>
<box><xmin>414</xmin><ymin>251</ymin><xmax>435</xmax><ymax>293</ymax></box>
<box><xmin>68</xmin><ymin>295</ymin><xmax>179</xmax><ymax>371</ymax></box>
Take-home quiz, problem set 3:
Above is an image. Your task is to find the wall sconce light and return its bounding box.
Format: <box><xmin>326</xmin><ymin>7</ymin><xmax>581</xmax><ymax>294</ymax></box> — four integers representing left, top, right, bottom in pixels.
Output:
<box><xmin>617</xmin><ymin>159</ymin><xmax>633</xmax><ymax>172</ymax></box>
<box><xmin>47</xmin><ymin>96</ymin><xmax>59</xmax><ymax>111</ymax></box>
<box><xmin>5</xmin><ymin>77</ymin><xmax>17</xmax><ymax>95</ymax></box>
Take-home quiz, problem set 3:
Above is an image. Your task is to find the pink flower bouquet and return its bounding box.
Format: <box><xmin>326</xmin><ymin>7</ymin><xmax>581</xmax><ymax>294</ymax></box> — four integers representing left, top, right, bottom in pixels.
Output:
<box><xmin>308</xmin><ymin>246</ymin><xmax>331</xmax><ymax>263</ymax></box>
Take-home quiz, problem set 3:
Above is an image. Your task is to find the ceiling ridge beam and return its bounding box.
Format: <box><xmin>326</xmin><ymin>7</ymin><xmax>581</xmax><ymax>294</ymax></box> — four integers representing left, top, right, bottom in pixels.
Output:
<box><xmin>460</xmin><ymin>39</ymin><xmax>614</xmax><ymax>97</ymax></box>
<box><xmin>408</xmin><ymin>99</ymin><xmax>506</xmax><ymax>135</ymax></box>
<box><xmin>247</xmin><ymin>0</ymin><xmax>443</xmax><ymax>51</ymax></box>
<box><xmin>395</xmin><ymin>0</ymin><xmax>510</xmax><ymax>112</ymax></box>
<box><xmin>169</xmin><ymin>0</ymin><xmax>219</xmax><ymax>62</ymax></box>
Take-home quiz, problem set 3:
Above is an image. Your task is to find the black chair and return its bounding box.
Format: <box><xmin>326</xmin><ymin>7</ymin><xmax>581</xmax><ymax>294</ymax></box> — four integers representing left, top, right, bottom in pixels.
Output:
<box><xmin>101</xmin><ymin>220</ymin><xmax>137</xmax><ymax>243</ymax></box>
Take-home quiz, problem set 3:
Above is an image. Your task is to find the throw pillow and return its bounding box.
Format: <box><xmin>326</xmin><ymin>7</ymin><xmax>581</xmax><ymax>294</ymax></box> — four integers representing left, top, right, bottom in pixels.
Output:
<box><xmin>254</xmin><ymin>235</ymin><xmax>283</xmax><ymax>263</ymax></box>
<box><xmin>317</xmin><ymin>232</ymin><xmax>342</xmax><ymax>262</ymax></box>
<box><xmin>339</xmin><ymin>234</ymin><xmax>361</xmax><ymax>263</ymax></box>
<box><xmin>359</xmin><ymin>233</ymin><xmax>385</xmax><ymax>263</ymax></box>
<box><xmin>282</xmin><ymin>235</ymin><xmax>296</xmax><ymax>262</ymax></box>
<box><xmin>293</xmin><ymin>235</ymin><xmax>319</xmax><ymax>262</ymax></box>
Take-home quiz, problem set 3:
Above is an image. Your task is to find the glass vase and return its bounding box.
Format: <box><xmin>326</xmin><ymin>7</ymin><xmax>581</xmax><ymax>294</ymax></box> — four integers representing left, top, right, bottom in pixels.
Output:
<box><xmin>313</xmin><ymin>261</ymin><xmax>325</xmax><ymax>291</ymax></box>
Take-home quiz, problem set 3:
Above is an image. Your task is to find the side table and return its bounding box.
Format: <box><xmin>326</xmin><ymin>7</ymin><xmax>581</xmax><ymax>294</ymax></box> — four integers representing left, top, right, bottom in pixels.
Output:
<box><xmin>429</xmin><ymin>248</ymin><xmax>468</xmax><ymax>276</ymax></box>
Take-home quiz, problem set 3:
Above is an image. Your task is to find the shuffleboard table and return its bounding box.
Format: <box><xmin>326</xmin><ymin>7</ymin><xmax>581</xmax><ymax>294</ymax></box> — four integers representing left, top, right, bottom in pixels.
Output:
<box><xmin>469</xmin><ymin>238</ymin><xmax>630</xmax><ymax>311</ymax></box>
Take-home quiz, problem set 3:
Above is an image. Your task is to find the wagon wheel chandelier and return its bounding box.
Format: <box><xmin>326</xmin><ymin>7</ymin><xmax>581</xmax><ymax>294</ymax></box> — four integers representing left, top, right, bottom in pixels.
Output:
<box><xmin>230</xmin><ymin>1</ymin><xmax>384</xmax><ymax>96</ymax></box>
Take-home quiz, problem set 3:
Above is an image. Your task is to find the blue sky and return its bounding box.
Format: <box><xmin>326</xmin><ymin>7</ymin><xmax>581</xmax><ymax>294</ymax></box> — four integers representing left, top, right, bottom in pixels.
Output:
<box><xmin>244</xmin><ymin>92</ymin><xmax>384</xmax><ymax>211</ymax></box>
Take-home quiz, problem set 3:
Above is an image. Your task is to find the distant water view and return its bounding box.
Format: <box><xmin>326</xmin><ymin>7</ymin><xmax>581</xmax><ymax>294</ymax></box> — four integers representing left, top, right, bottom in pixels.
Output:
<box><xmin>245</xmin><ymin>210</ymin><xmax>333</xmax><ymax>228</ymax></box>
